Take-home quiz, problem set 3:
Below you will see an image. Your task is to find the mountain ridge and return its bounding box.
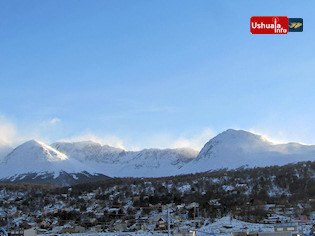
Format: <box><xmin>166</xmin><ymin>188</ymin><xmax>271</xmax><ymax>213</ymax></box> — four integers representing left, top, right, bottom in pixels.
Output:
<box><xmin>1</xmin><ymin>129</ymin><xmax>315</xmax><ymax>185</ymax></box>
<box><xmin>185</xmin><ymin>129</ymin><xmax>315</xmax><ymax>173</ymax></box>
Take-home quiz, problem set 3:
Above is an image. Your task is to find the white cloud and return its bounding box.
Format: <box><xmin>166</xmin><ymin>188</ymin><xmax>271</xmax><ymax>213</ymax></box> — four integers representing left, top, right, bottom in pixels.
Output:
<box><xmin>50</xmin><ymin>118</ymin><xmax>61</xmax><ymax>124</ymax></box>
<box><xmin>0</xmin><ymin>114</ymin><xmax>214</xmax><ymax>151</ymax></box>
<box><xmin>0</xmin><ymin>116</ymin><xmax>65</xmax><ymax>147</ymax></box>
<box><xmin>249</xmin><ymin>120</ymin><xmax>315</xmax><ymax>145</ymax></box>
<box><xmin>126</xmin><ymin>128</ymin><xmax>216</xmax><ymax>151</ymax></box>
<box><xmin>62</xmin><ymin>133</ymin><xmax>126</xmax><ymax>150</ymax></box>
<box><xmin>0</xmin><ymin>115</ymin><xmax>214</xmax><ymax>151</ymax></box>
<box><xmin>249</xmin><ymin>113</ymin><xmax>315</xmax><ymax>145</ymax></box>
<box><xmin>170</xmin><ymin>128</ymin><xmax>216</xmax><ymax>150</ymax></box>
<box><xmin>0</xmin><ymin>116</ymin><xmax>17</xmax><ymax>145</ymax></box>
<box><xmin>57</xmin><ymin>128</ymin><xmax>216</xmax><ymax>152</ymax></box>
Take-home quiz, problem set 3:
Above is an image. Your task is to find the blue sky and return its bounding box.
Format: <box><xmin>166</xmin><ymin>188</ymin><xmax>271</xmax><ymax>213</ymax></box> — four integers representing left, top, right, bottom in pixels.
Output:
<box><xmin>1</xmin><ymin>1</ymin><xmax>315</xmax><ymax>150</ymax></box>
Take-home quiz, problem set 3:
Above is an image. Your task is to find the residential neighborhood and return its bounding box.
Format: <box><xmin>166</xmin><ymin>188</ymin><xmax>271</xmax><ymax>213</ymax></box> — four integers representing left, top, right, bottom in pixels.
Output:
<box><xmin>0</xmin><ymin>161</ymin><xmax>314</xmax><ymax>235</ymax></box>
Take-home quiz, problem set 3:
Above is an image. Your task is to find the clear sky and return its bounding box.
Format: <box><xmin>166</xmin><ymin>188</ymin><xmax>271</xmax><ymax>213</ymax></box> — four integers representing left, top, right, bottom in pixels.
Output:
<box><xmin>1</xmin><ymin>1</ymin><xmax>315</xmax><ymax>150</ymax></box>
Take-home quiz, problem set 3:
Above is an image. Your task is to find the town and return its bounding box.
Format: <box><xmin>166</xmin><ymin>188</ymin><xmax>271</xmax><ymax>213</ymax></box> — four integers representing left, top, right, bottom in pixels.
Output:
<box><xmin>0</xmin><ymin>161</ymin><xmax>314</xmax><ymax>235</ymax></box>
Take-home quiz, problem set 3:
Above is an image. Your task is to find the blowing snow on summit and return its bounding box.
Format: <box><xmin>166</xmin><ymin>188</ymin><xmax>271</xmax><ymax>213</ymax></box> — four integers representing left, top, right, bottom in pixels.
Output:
<box><xmin>1</xmin><ymin>129</ymin><xmax>315</xmax><ymax>185</ymax></box>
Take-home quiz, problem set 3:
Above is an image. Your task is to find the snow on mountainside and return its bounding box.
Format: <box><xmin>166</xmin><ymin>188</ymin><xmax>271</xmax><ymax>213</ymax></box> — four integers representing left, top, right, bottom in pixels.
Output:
<box><xmin>52</xmin><ymin>141</ymin><xmax>198</xmax><ymax>177</ymax></box>
<box><xmin>0</xmin><ymin>141</ymin><xmax>13</xmax><ymax>161</ymax></box>
<box><xmin>181</xmin><ymin>129</ymin><xmax>315</xmax><ymax>173</ymax></box>
<box><xmin>2</xmin><ymin>129</ymin><xmax>315</xmax><ymax>185</ymax></box>
<box><xmin>0</xmin><ymin>140</ymin><xmax>100</xmax><ymax>181</ymax></box>
<box><xmin>51</xmin><ymin>141</ymin><xmax>124</xmax><ymax>163</ymax></box>
<box><xmin>118</xmin><ymin>148</ymin><xmax>197</xmax><ymax>177</ymax></box>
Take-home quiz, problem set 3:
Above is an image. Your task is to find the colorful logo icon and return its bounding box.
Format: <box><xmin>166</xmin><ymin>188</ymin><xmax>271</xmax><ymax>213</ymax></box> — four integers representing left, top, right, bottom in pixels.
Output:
<box><xmin>250</xmin><ymin>16</ymin><xmax>303</xmax><ymax>34</ymax></box>
<box><xmin>250</xmin><ymin>16</ymin><xmax>289</xmax><ymax>34</ymax></box>
<box><xmin>289</xmin><ymin>18</ymin><xmax>303</xmax><ymax>32</ymax></box>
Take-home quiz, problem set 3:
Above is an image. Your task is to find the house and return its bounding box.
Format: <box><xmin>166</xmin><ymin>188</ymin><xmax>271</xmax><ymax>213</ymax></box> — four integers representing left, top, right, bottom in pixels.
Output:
<box><xmin>90</xmin><ymin>225</ymin><xmax>102</xmax><ymax>232</ymax></box>
<box><xmin>27</xmin><ymin>223</ymin><xmax>38</xmax><ymax>229</ymax></box>
<box><xmin>9</xmin><ymin>229</ymin><xmax>24</xmax><ymax>236</ymax></box>
<box><xmin>232</xmin><ymin>232</ymin><xmax>248</xmax><ymax>236</ymax></box>
<box><xmin>133</xmin><ymin>196</ymin><xmax>140</xmax><ymax>202</ymax></box>
<box><xmin>61</xmin><ymin>227</ymin><xmax>76</xmax><ymax>234</ymax></box>
<box><xmin>174</xmin><ymin>227</ymin><xmax>195</xmax><ymax>236</ymax></box>
<box><xmin>0</xmin><ymin>210</ymin><xmax>8</xmax><ymax>217</ymax></box>
<box><xmin>274</xmin><ymin>223</ymin><xmax>298</xmax><ymax>232</ymax></box>
<box><xmin>155</xmin><ymin>218</ymin><xmax>167</xmax><ymax>231</ymax></box>
<box><xmin>264</xmin><ymin>217</ymin><xmax>279</xmax><ymax>224</ymax></box>
<box><xmin>93</xmin><ymin>189</ymin><xmax>100</xmax><ymax>194</ymax></box>
<box><xmin>174</xmin><ymin>213</ymin><xmax>187</xmax><ymax>221</ymax></box>
<box><xmin>186</xmin><ymin>202</ymin><xmax>199</xmax><ymax>209</ymax></box>
<box><xmin>74</xmin><ymin>226</ymin><xmax>85</xmax><ymax>233</ymax></box>
<box><xmin>23</xmin><ymin>229</ymin><xmax>36</xmax><ymax>236</ymax></box>
<box><xmin>8</xmin><ymin>229</ymin><xmax>36</xmax><ymax>236</ymax></box>
<box><xmin>235</xmin><ymin>183</ymin><xmax>249</xmax><ymax>191</ymax></box>
<box><xmin>259</xmin><ymin>232</ymin><xmax>292</xmax><ymax>236</ymax></box>
<box><xmin>113</xmin><ymin>220</ymin><xmax>128</xmax><ymax>231</ymax></box>
<box><xmin>12</xmin><ymin>212</ymin><xmax>21</xmax><ymax>218</ymax></box>
<box><xmin>89</xmin><ymin>218</ymin><xmax>96</xmax><ymax>223</ymax></box>
<box><xmin>35</xmin><ymin>229</ymin><xmax>47</xmax><ymax>235</ymax></box>
<box><xmin>20</xmin><ymin>220</ymin><xmax>32</xmax><ymax>230</ymax></box>
<box><xmin>149</xmin><ymin>214</ymin><xmax>167</xmax><ymax>225</ymax></box>
<box><xmin>139</xmin><ymin>223</ymin><xmax>148</xmax><ymax>231</ymax></box>
<box><xmin>40</xmin><ymin>220</ymin><xmax>50</xmax><ymax>228</ymax></box>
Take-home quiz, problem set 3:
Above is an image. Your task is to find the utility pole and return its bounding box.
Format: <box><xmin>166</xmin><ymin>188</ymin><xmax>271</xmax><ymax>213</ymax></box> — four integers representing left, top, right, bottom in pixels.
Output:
<box><xmin>167</xmin><ymin>207</ymin><xmax>170</xmax><ymax>236</ymax></box>
<box><xmin>300</xmin><ymin>216</ymin><xmax>304</xmax><ymax>236</ymax></box>
<box><xmin>194</xmin><ymin>207</ymin><xmax>196</xmax><ymax>228</ymax></box>
<box><xmin>197</xmin><ymin>208</ymin><xmax>200</xmax><ymax>228</ymax></box>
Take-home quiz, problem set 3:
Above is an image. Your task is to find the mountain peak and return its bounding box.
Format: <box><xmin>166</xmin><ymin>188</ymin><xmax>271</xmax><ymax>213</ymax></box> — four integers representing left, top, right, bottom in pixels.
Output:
<box><xmin>4</xmin><ymin>139</ymin><xmax>68</xmax><ymax>164</ymax></box>
<box><xmin>24</xmin><ymin>139</ymin><xmax>48</xmax><ymax>147</ymax></box>
<box><xmin>197</xmin><ymin>129</ymin><xmax>270</xmax><ymax>157</ymax></box>
<box><xmin>0</xmin><ymin>140</ymin><xmax>100</xmax><ymax>181</ymax></box>
<box><xmin>218</xmin><ymin>128</ymin><xmax>259</xmax><ymax>137</ymax></box>
<box><xmin>181</xmin><ymin>129</ymin><xmax>315</xmax><ymax>174</ymax></box>
<box><xmin>211</xmin><ymin>129</ymin><xmax>269</xmax><ymax>145</ymax></box>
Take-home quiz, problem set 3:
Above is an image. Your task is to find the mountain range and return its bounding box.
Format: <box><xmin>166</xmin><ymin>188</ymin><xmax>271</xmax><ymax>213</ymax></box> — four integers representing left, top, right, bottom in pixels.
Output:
<box><xmin>1</xmin><ymin>129</ymin><xmax>315</xmax><ymax>185</ymax></box>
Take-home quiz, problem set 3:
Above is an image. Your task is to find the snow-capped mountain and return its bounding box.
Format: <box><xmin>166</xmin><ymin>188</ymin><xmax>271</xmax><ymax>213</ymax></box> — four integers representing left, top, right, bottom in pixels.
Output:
<box><xmin>51</xmin><ymin>141</ymin><xmax>124</xmax><ymax>163</ymax></box>
<box><xmin>0</xmin><ymin>140</ymin><xmax>109</xmax><ymax>185</ymax></box>
<box><xmin>182</xmin><ymin>129</ymin><xmax>315</xmax><ymax>173</ymax></box>
<box><xmin>2</xmin><ymin>129</ymin><xmax>315</xmax><ymax>185</ymax></box>
<box><xmin>52</xmin><ymin>141</ymin><xmax>198</xmax><ymax>177</ymax></box>
<box><xmin>117</xmin><ymin>147</ymin><xmax>197</xmax><ymax>177</ymax></box>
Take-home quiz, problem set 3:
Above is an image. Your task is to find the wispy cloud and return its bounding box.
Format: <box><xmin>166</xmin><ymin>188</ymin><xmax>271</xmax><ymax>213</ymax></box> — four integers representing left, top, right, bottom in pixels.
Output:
<box><xmin>56</xmin><ymin>128</ymin><xmax>216</xmax><ymax>151</ymax></box>
<box><xmin>0</xmin><ymin>116</ymin><xmax>17</xmax><ymax>145</ymax></box>
<box><xmin>170</xmin><ymin>128</ymin><xmax>216</xmax><ymax>150</ymax></box>
<box><xmin>0</xmin><ymin>115</ymin><xmax>215</xmax><ymax>151</ymax></box>
<box><xmin>50</xmin><ymin>118</ymin><xmax>61</xmax><ymax>124</ymax></box>
<box><xmin>61</xmin><ymin>133</ymin><xmax>126</xmax><ymax>150</ymax></box>
<box><xmin>119</xmin><ymin>128</ymin><xmax>216</xmax><ymax>151</ymax></box>
<box><xmin>249</xmin><ymin>115</ymin><xmax>315</xmax><ymax>145</ymax></box>
<box><xmin>0</xmin><ymin>115</ymin><xmax>64</xmax><ymax>146</ymax></box>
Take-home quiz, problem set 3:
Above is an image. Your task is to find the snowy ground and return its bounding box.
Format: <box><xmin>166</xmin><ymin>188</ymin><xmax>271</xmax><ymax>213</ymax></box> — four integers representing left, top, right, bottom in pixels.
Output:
<box><xmin>198</xmin><ymin>216</ymin><xmax>274</xmax><ymax>235</ymax></box>
<box><xmin>38</xmin><ymin>233</ymin><xmax>166</xmax><ymax>236</ymax></box>
<box><xmin>37</xmin><ymin>216</ymin><xmax>314</xmax><ymax>236</ymax></box>
<box><xmin>198</xmin><ymin>216</ymin><xmax>313</xmax><ymax>236</ymax></box>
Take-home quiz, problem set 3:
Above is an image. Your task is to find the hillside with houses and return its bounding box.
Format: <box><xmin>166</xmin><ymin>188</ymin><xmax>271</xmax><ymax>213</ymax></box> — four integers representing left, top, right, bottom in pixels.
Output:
<box><xmin>0</xmin><ymin>161</ymin><xmax>314</xmax><ymax>235</ymax></box>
